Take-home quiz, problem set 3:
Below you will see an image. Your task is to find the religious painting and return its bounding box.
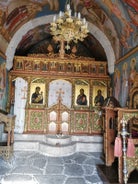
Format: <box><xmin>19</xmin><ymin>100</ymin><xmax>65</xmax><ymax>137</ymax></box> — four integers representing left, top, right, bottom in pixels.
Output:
<box><xmin>75</xmin><ymin>80</ymin><xmax>89</xmax><ymax>106</ymax></box>
<box><xmin>82</xmin><ymin>64</ymin><xmax>88</xmax><ymax>73</ymax></box>
<box><xmin>121</xmin><ymin>62</ymin><xmax>129</xmax><ymax>107</ymax></box>
<box><xmin>15</xmin><ymin>60</ymin><xmax>23</xmax><ymax>70</ymax></box>
<box><xmin>129</xmin><ymin>58</ymin><xmax>136</xmax><ymax>91</ymax></box>
<box><xmin>24</xmin><ymin>60</ymin><xmax>33</xmax><ymax>71</ymax></box>
<box><xmin>33</xmin><ymin>60</ymin><xmax>41</xmax><ymax>71</ymax></box>
<box><xmin>92</xmin><ymin>81</ymin><xmax>107</xmax><ymax>106</ymax></box>
<box><xmin>0</xmin><ymin>63</ymin><xmax>6</xmax><ymax>109</ymax></box>
<box><xmin>99</xmin><ymin>64</ymin><xmax>105</xmax><ymax>74</ymax></box>
<box><xmin>114</xmin><ymin>68</ymin><xmax>121</xmax><ymax>101</ymax></box>
<box><xmin>41</xmin><ymin>61</ymin><xmax>48</xmax><ymax>71</ymax></box>
<box><xmin>90</xmin><ymin>64</ymin><xmax>97</xmax><ymax>73</ymax></box>
<box><xmin>132</xmin><ymin>91</ymin><xmax>138</xmax><ymax>109</ymax></box>
<box><xmin>30</xmin><ymin>79</ymin><xmax>45</xmax><ymax>105</ymax></box>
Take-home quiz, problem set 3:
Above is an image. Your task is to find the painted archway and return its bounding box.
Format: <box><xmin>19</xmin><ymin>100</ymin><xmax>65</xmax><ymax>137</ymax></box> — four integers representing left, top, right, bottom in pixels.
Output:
<box><xmin>5</xmin><ymin>15</ymin><xmax>115</xmax><ymax>74</ymax></box>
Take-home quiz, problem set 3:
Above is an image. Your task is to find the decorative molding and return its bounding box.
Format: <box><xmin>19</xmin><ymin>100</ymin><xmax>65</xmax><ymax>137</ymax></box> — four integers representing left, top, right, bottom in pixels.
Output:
<box><xmin>116</xmin><ymin>46</ymin><xmax>138</xmax><ymax>64</ymax></box>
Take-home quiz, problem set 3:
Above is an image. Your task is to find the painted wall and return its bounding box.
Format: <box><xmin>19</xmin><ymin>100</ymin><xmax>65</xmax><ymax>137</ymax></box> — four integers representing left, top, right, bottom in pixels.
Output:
<box><xmin>0</xmin><ymin>57</ymin><xmax>7</xmax><ymax>110</ymax></box>
<box><xmin>114</xmin><ymin>48</ymin><xmax>138</xmax><ymax>107</ymax></box>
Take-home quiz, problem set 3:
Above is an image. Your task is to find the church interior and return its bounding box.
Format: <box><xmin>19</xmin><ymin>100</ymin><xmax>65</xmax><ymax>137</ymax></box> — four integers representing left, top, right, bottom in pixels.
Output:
<box><xmin>0</xmin><ymin>0</ymin><xmax>138</xmax><ymax>183</ymax></box>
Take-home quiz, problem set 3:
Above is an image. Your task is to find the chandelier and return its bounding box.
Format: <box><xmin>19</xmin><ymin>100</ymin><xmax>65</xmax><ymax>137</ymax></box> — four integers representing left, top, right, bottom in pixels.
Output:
<box><xmin>50</xmin><ymin>3</ymin><xmax>89</xmax><ymax>58</ymax></box>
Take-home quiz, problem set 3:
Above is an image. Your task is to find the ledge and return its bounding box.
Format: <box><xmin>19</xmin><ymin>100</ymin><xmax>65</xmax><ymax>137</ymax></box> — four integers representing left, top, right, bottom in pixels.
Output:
<box><xmin>13</xmin><ymin>134</ymin><xmax>103</xmax><ymax>157</ymax></box>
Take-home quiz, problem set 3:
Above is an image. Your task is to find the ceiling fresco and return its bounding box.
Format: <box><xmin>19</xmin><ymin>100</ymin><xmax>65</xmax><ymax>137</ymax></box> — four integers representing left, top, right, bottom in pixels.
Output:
<box><xmin>0</xmin><ymin>0</ymin><xmax>137</xmax><ymax>67</ymax></box>
<box><xmin>15</xmin><ymin>24</ymin><xmax>107</xmax><ymax>61</ymax></box>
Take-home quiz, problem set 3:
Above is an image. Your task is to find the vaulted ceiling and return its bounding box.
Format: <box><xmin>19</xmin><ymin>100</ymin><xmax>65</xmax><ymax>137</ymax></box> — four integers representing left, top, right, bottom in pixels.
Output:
<box><xmin>0</xmin><ymin>0</ymin><xmax>138</xmax><ymax>73</ymax></box>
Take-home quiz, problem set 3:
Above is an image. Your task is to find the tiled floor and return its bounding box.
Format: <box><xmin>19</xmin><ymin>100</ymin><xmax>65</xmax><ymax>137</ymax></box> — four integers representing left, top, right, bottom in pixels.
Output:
<box><xmin>0</xmin><ymin>151</ymin><xmax>109</xmax><ymax>184</ymax></box>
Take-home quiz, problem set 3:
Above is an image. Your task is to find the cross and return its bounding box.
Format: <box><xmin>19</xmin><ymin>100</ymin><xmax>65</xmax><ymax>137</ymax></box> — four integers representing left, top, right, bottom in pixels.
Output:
<box><xmin>56</xmin><ymin>88</ymin><xmax>64</xmax><ymax>103</ymax></box>
<box><xmin>56</xmin><ymin>88</ymin><xmax>64</xmax><ymax>134</ymax></box>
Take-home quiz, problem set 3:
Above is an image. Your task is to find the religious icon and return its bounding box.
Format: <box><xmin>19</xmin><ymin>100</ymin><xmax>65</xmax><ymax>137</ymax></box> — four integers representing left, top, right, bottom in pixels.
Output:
<box><xmin>75</xmin><ymin>80</ymin><xmax>89</xmax><ymax>106</ymax></box>
<box><xmin>94</xmin><ymin>89</ymin><xmax>104</xmax><ymax>106</ymax></box>
<box><xmin>92</xmin><ymin>81</ymin><xmax>107</xmax><ymax>106</ymax></box>
<box><xmin>31</xmin><ymin>86</ymin><xmax>43</xmax><ymax>104</ymax></box>
<box><xmin>133</xmin><ymin>92</ymin><xmax>138</xmax><ymax>109</ymax></box>
<box><xmin>76</xmin><ymin>88</ymin><xmax>87</xmax><ymax>105</ymax></box>
<box><xmin>30</xmin><ymin>80</ymin><xmax>45</xmax><ymax>105</ymax></box>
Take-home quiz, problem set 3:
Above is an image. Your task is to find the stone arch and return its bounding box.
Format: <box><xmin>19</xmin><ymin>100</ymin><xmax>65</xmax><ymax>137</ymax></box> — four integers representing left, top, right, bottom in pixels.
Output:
<box><xmin>5</xmin><ymin>15</ymin><xmax>115</xmax><ymax>74</ymax></box>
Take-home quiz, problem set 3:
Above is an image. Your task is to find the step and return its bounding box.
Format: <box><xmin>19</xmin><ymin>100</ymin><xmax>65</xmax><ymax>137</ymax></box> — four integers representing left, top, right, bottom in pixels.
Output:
<box><xmin>13</xmin><ymin>134</ymin><xmax>103</xmax><ymax>157</ymax></box>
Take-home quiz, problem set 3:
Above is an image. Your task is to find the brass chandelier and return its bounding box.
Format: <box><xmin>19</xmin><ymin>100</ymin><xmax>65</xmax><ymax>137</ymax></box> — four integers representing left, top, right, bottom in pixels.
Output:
<box><xmin>50</xmin><ymin>3</ymin><xmax>89</xmax><ymax>58</ymax></box>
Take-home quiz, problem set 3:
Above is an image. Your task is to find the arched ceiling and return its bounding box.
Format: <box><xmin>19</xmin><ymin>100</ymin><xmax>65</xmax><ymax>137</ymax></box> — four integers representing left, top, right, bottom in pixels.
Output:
<box><xmin>0</xmin><ymin>0</ymin><xmax>138</xmax><ymax>73</ymax></box>
<box><xmin>15</xmin><ymin>25</ymin><xmax>106</xmax><ymax>61</ymax></box>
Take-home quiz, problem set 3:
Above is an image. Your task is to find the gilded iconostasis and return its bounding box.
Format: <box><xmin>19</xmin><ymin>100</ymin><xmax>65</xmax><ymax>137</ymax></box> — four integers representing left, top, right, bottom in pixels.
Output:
<box><xmin>0</xmin><ymin>0</ymin><xmax>138</xmax><ymax>110</ymax></box>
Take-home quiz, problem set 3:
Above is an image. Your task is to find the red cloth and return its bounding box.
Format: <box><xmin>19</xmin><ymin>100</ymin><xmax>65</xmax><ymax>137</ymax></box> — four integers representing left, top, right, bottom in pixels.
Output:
<box><xmin>127</xmin><ymin>138</ymin><xmax>135</xmax><ymax>157</ymax></box>
<box><xmin>114</xmin><ymin>137</ymin><xmax>122</xmax><ymax>157</ymax></box>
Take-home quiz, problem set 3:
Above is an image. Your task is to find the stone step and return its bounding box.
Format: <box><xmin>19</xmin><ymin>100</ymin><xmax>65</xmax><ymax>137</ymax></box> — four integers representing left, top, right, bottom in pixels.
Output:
<box><xmin>13</xmin><ymin>134</ymin><xmax>103</xmax><ymax>157</ymax></box>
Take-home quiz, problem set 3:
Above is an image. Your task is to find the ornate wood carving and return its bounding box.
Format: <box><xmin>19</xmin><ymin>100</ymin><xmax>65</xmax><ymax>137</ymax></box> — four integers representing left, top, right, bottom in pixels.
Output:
<box><xmin>8</xmin><ymin>55</ymin><xmax>110</xmax><ymax>135</ymax></box>
<box><xmin>0</xmin><ymin>110</ymin><xmax>15</xmax><ymax>160</ymax></box>
<box><xmin>129</xmin><ymin>73</ymin><xmax>138</xmax><ymax>109</ymax></box>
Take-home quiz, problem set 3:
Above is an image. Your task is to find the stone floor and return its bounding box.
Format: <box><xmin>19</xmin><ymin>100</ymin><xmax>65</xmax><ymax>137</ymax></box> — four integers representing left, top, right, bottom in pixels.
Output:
<box><xmin>0</xmin><ymin>151</ymin><xmax>109</xmax><ymax>184</ymax></box>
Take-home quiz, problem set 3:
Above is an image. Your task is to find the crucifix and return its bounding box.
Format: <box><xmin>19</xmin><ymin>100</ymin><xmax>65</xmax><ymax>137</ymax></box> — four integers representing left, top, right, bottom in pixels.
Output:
<box><xmin>56</xmin><ymin>88</ymin><xmax>64</xmax><ymax>134</ymax></box>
